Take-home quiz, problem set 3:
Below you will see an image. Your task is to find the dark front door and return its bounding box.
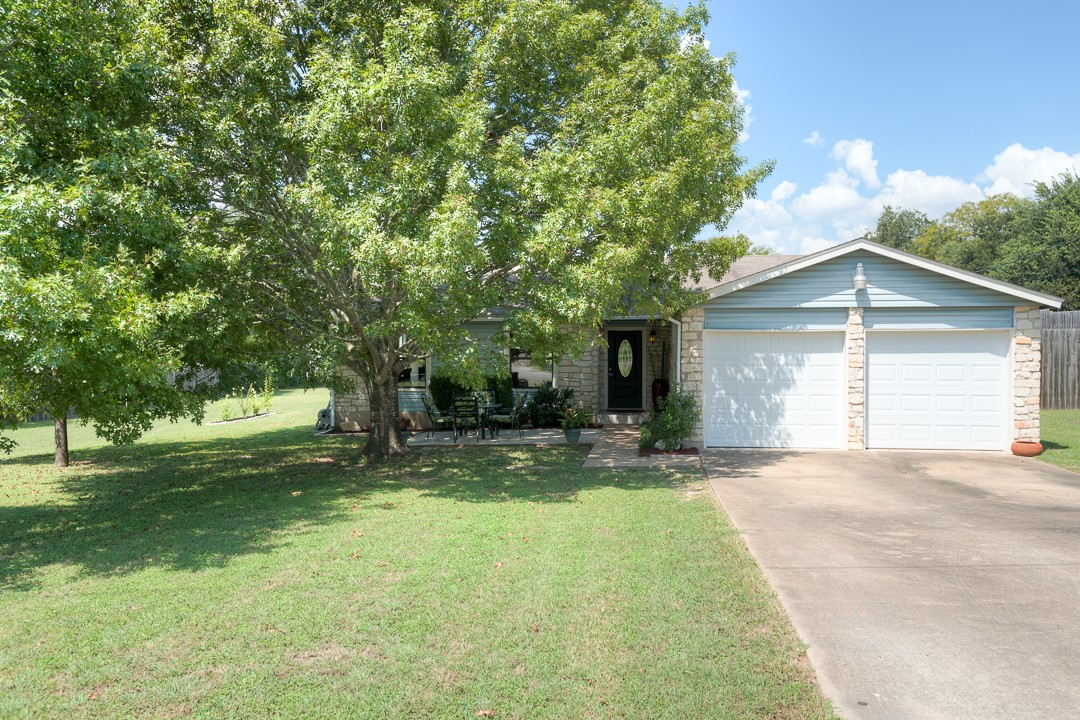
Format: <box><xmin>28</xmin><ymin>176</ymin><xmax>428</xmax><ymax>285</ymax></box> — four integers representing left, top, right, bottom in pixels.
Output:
<box><xmin>607</xmin><ymin>330</ymin><xmax>643</xmax><ymax>410</ymax></box>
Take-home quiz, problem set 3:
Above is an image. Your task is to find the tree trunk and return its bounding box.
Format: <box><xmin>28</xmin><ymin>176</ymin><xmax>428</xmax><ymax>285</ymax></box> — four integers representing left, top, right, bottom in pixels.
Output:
<box><xmin>53</xmin><ymin>410</ymin><xmax>69</xmax><ymax>468</ymax></box>
<box><xmin>362</xmin><ymin>372</ymin><xmax>409</xmax><ymax>461</ymax></box>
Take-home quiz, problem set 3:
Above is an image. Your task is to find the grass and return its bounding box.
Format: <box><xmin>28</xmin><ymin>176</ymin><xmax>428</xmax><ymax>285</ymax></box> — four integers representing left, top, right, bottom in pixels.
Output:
<box><xmin>1040</xmin><ymin>409</ymin><xmax>1080</xmax><ymax>474</ymax></box>
<box><xmin>0</xmin><ymin>390</ymin><xmax>833</xmax><ymax>719</ymax></box>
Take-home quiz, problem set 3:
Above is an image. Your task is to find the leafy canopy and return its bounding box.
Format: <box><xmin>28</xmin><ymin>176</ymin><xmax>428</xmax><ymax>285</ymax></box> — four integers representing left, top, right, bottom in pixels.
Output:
<box><xmin>0</xmin><ymin>0</ymin><xmax>250</xmax><ymax>457</ymax></box>
<box><xmin>158</xmin><ymin>0</ymin><xmax>770</xmax><ymax>455</ymax></box>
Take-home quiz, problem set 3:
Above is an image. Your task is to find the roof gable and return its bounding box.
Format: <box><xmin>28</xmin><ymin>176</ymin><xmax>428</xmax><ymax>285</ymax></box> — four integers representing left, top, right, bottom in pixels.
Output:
<box><xmin>704</xmin><ymin>239</ymin><xmax>1063</xmax><ymax>309</ymax></box>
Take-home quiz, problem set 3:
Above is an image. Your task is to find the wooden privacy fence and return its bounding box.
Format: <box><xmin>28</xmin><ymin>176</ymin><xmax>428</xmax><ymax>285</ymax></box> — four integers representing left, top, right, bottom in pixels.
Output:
<box><xmin>1042</xmin><ymin>310</ymin><xmax>1080</xmax><ymax>410</ymax></box>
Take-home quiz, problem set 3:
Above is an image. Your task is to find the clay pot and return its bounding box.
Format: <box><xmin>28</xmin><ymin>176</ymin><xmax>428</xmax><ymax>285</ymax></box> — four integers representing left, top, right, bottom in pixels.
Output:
<box><xmin>1011</xmin><ymin>440</ymin><xmax>1043</xmax><ymax>457</ymax></box>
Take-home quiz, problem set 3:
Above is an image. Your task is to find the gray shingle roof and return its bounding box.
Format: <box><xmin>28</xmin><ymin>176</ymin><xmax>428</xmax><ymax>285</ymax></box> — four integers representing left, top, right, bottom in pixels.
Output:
<box><xmin>685</xmin><ymin>254</ymin><xmax>802</xmax><ymax>292</ymax></box>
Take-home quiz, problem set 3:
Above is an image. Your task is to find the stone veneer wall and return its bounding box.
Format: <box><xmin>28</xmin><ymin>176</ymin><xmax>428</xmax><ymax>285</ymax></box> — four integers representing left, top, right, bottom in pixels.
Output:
<box><xmin>556</xmin><ymin>345</ymin><xmax>601</xmax><ymax>416</ymax></box>
<box><xmin>846</xmin><ymin>307</ymin><xmax>866</xmax><ymax>450</ymax></box>
<box><xmin>334</xmin><ymin>365</ymin><xmax>371</xmax><ymax>431</ymax></box>
<box><xmin>679</xmin><ymin>307</ymin><xmax>705</xmax><ymax>443</ymax></box>
<box><xmin>1012</xmin><ymin>306</ymin><xmax>1042</xmax><ymax>443</ymax></box>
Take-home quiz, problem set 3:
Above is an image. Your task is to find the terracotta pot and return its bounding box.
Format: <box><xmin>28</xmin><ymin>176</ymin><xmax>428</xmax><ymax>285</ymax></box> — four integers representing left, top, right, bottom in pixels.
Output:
<box><xmin>1011</xmin><ymin>440</ymin><xmax>1043</xmax><ymax>457</ymax></box>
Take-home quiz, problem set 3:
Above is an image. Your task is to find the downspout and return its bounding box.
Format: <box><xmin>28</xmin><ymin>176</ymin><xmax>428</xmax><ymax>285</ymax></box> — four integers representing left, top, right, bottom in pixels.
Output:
<box><xmin>667</xmin><ymin>317</ymin><xmax>682</xmax><ymax>390</ymax></box>
<box><xmin>329</xmin><ymin>388</ymin><xmax>337</xmax><ymax>428</ymax></box>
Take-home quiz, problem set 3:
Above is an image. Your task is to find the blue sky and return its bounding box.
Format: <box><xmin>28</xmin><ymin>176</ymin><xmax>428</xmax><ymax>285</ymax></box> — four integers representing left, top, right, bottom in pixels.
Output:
<box><xmin>694</xmin><ymin>0</ymin><xmax>1080</xmax><ymax>253</ymax></box>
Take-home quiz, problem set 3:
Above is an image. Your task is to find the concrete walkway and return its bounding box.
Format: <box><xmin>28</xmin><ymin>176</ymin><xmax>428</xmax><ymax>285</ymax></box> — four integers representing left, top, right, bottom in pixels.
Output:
<box><xmin>703</xmin><ymin>449</ymin><xmax>1080</xmax><ymax>720</ymax></box>
<box><xmin>582</xmin><ymin>427</ymin><xmax>702</xmax><ymax>469</ymax></box>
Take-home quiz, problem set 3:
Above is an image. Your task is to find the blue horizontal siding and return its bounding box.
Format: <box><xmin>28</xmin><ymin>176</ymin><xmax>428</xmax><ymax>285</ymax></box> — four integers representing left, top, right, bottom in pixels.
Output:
<box><xmin>398</xmin><ymin>389</ymin><xmax>427</xmax><ymax>412</ymax></box>
<box><xmin>705</xmin><ymin>308</ymin><xmax>847</xmax><ymax>330</ymax></box>
<box><xmin>705</xmin><ymin>250</ymin><xmax>1026</xmax><ymax>309</ymax></box>
<box><xmin>864</xmin><ymin>307</ymin><xmax>1013</xmax><ymax>329</ymax></box>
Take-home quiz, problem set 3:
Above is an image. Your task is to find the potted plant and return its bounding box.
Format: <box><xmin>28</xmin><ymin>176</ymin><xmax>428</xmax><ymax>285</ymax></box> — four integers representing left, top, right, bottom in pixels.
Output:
<box><xmin>399</xmin><ymin>417</ymin><xmax>412</xmax><ymax>445</ymax></box>
<box><xmin>560</xmin><ymin>405</ymin><xmax>591</xmax><ymax>443</ymax></box>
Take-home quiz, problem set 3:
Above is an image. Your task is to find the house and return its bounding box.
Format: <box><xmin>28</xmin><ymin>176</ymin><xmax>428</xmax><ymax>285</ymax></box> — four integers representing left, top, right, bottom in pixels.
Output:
<box><xmin>333</xmin><ymin>238</ymin><xmax>1063</xmax><ymax>451</ymax></box>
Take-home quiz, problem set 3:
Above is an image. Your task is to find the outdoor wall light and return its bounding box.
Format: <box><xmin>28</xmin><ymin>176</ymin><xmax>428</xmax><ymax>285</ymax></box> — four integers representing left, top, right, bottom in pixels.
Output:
<box><xmin>648</xmin><ymin>328</ymin><xmax>658</xmax><ymax>344</ymax></box>
<box><xmin>852</xmin><ymin>262</ymin><xmax>868</xmax><ymax>290</ymax></box>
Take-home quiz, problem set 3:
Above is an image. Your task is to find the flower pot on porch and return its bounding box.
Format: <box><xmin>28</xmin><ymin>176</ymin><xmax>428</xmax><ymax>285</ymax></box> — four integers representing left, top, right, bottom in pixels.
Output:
<box><xmin>399</xmin><ymin>430</ymin><xmax>410</xmax><ymax>445</ymax></box>
<box><xmin>1011</xmin><ymin>440</ymin><xmax>1043</xmax><ymax>457</ymax></box>
<box><xmin>563</xmin><ymin>428</ymin><xmax>582</xmax><ymax>444</ymax></box>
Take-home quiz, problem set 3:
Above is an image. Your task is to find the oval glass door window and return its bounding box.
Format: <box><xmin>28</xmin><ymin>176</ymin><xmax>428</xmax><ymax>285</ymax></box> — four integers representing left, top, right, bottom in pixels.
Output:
<box><xmin>617</xmin><ymin>340</ymin><xmax>633</xmax><ymax>377</ymax></box>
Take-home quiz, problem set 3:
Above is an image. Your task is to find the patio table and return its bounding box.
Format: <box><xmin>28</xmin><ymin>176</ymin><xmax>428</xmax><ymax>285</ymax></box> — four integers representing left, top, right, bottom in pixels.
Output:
<box><xmin>477</xmin><ymin>402</ymin><xmax>502</xmax><ymax>439</ymax></box>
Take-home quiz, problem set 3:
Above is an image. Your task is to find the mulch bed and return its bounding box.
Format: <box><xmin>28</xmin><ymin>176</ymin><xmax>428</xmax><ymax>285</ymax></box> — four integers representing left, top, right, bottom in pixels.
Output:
<box><xmin>638</xmin><ymin>446</ymin><xmax>700</xmax><ymax>458</ymax></box>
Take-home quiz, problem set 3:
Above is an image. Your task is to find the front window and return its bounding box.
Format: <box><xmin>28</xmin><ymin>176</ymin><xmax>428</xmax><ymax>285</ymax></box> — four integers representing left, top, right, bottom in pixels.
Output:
<box><xmin>398</xmin><ymin>358</ymin><xmax>427</xmax><ymax>388</ymax></box>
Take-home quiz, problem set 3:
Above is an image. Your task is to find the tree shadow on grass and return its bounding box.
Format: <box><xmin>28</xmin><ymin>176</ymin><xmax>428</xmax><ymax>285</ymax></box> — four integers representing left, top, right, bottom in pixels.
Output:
<box><xmin>0</xmin><ymin>426</ymin><xmax>711</xmax><ymax>590</ymax></box>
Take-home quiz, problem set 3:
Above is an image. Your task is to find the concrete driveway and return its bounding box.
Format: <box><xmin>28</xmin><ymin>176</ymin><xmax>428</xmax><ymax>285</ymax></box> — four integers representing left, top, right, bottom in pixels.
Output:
<box><xmin>703</xmin><ymin>449</ymin><xmax>1080</xmax><ymax>720</ymax></box>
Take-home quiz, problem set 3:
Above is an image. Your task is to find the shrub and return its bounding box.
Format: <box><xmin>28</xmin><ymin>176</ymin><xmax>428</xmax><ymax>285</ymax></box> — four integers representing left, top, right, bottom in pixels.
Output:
<box><xmin>429</xmin><ymin>373</ymin><xmax>512</xmax><ymax>412</ymax></box>
<box><xmin>641</xmin><ymin>389</ymin><xmax>700</xmax><ymax>451</ymax></box>
<box><xmin>236</xmin><ymin>388</ymin><xmax>250</xmax><ymax>418</ymax></box>
<box><xmin>261</xmin><ymin>374</ymin><xmax>274</xmax><ymax>414</ymax></box>
<box><xmin>528</xmin><ymin>386</ymin><xmax>574</xmax><ymax>426</ymax></box>
<box><xmin>220</xmin><ymin>403</ymin><xmax>235</xmax><ymax>422</ymax></box>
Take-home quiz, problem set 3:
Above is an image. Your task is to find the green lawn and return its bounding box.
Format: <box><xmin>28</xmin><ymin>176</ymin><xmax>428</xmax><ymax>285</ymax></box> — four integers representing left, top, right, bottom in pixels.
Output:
<box><xmin>1040</xmin><ymin>409</ymin><xmax>1080</xmax><ymax>474</ymax></box>
<box><xmin>0</xmin><ymin>390</ymin><xmax>833</xmax><ymax>719</ymax></box>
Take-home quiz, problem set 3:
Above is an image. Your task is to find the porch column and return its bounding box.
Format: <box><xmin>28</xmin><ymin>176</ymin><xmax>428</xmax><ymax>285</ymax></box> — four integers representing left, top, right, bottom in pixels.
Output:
<box><xmin>1012</xmin><ymin>306</ymin><xmax>1042</xmax><ymax>444</ymax></box>
<box><xmin>846</xmin><ymin>307</ymin><xmax>865</xmax><ymax>450</ymax></box>
<box><xmin>680</xmin><ymin>307</ymin><xmax>705</xmax><ymax>443</ymax></box>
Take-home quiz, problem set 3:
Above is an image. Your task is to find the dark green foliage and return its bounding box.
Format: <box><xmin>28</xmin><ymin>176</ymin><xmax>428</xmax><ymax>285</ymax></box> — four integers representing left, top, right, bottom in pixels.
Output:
<box><xmin>641</xmin><ymin>389</ymin><xmax>700</xmax><ymax>451</ymax></box>
<box><xmin>527</xmin><ymin>386</ymin><xmax>574</xmax><ymax>427</ymax></box>
<box><xmin>873</xmin><ymin>176</ymin><xmax>1080</xmax><ymax>308</ymax></box>
<box><xmin>429</xmin><ymin>374</ymin><xmax>512</xmax><ymax>412</ymax></box>
<box><xmin>429</xmin><ymin>375</ymin><xmax>463</xmax><ymax>412</ymax></box>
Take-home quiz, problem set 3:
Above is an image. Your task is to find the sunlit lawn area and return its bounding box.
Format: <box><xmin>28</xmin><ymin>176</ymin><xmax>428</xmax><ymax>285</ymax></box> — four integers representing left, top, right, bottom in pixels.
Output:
<box><xmin>0</xmin><ymin>389</ymin><xmax>833</xmax><ymax>719</ymax></box>
<box><xmin>1040</xmin><ymin>409</ymin><xmax>1080</xmax><ymax>474</ymax></box>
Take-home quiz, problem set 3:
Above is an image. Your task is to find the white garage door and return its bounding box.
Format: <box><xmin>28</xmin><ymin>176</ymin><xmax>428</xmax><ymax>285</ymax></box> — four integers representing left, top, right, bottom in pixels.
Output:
<box><xmin>703</xmin><ymin>331</ymin><xmax>845</xmax><ymax>448</ymax></box>
<box><xmin>866</xmin><ymin>332</ymin><xmax>1009</xmax><ymax>450</ymax></box>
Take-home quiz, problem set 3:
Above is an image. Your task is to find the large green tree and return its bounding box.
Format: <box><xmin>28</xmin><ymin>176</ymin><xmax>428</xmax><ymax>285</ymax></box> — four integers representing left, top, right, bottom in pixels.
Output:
<box><xmin>875</xmin><ymin>178</ymin><xmax>1080</xmax><ymax>308</ymax></box>
<box><xmin>990</xmin><ymin>173</ymin><xmax>1080</xmax><ymax>308</ymax></box>
<box><xmin>163</xmin><ymin>0</ymin><xmax>769</xmax><ymax>459</ymax></box>
<box><xmin>867</xmin><ymin>205</ymin><xmax>931</xmax><ymax>253</ymax></box>
<box><xmin>0</xmin><ymin>0</ymin><xmax>247</xmax><ymax>465</ymax></box>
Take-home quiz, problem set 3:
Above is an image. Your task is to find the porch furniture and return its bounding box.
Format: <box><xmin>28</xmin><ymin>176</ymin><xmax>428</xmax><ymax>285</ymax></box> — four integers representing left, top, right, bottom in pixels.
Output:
<box><xmin>477</xmin><ymin>400</ymin><xmax>503</xmax><ymax>439</ymax></box>
<box><xmin>452</xmin><ymin>395</ymin><xmax>481</xmax><ymax>442</ymax></box>
<box><xmin>490</xmin><ymin>393</ymin><xmax>527</xmax><ymax>438</ymax></box>
<box><xmin>421</xmin><ymin>393</ymin><xmax>454</xmax><ymax>438</ymax></box>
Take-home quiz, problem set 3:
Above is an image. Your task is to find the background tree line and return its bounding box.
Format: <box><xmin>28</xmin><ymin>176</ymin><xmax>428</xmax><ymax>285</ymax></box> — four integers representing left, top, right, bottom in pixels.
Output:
<box><xmin>867</xmin><ymin>173</ymin><xmax>1080</xmax><ymax>308</ymax></box>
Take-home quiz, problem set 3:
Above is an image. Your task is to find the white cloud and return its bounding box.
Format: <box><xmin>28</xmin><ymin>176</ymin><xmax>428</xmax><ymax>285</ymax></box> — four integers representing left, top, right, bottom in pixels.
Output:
<box><xmin>830</xmin><ymin>138</ymin><xmax>880</xmax><ymax>189</ymax></box>
<box><xmin>770</xmin><ymin>180</ymin><xmax>797</xmax><ymax>202</ymax></box>
<box><xmin>981</xmin><ymin>143</ymin><xmax>1080</xmax><ymax>196</ymax></box>
<box><xmin>727</xmin><ymin>141</ymin><xmax>1077</xmax><ymax>255</ymax></box>
<box><xmin>877</xmin><ymin>169</ymin><xmax>983</xmax><ymax>216</ymax></box>
<box><xmin>803</xmin><ymin>130</ymin><xmax>824</xmax><ymax>148</ymax></box>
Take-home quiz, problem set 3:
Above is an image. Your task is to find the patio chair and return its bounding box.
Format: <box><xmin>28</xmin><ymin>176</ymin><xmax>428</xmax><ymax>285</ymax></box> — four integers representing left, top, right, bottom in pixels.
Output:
<box><xmin>421</xmin><ymin>392</ymin><xmax>454</xmax><ymax>439</ymax></box>
<box><xmin>451</xmin><ymin>395</ymin><xmax>480</xmax><ymax>443</ymax></box>
<box><xmin>490</xmin><ymin>393</ymin><xmax>527</xmax><ymax>438</ymax></box>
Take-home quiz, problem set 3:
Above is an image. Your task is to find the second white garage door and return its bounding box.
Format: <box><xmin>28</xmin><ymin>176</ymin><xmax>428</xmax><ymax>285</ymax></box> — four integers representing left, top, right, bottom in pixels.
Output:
<box><xmin>703</xmin><ymin>331</ymin><xmax>845</xmax><ymax>448</ymax></box>
<box><xmin>866</xmin><ymin>331</ymin><xmax>1009</xmax><ymax>450</ymax></box>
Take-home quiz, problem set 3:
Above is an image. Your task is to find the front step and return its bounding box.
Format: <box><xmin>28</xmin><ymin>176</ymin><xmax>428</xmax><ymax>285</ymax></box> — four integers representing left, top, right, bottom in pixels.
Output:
<box><xmin>597</xmin><ymin>412</ymin><xmax>651</xmax><ymax>426</ymax></box>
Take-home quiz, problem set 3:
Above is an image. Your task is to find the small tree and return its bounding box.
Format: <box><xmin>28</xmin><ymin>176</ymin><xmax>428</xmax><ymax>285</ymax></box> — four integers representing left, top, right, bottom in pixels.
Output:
<box><xmin>0</xmin><ymin>0</ymin><xmax>248</xmax><ymax>464</ymax></box>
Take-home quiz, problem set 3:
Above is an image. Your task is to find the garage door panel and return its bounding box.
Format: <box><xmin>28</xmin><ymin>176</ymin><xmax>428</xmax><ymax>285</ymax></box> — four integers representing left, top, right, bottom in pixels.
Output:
<box><xmin>705</xmin><ymin>332</ymin><xmax>844</xmax><ymax>449</ymax></box>
<box><xmin>866</xmin><ymin>331</ymin><xmax>1008</xmax><ymax>450</ymax></box>
<box><xmin>935</xmin><ymin>395</ymin><xmax>966</xmax><ymax>413</ymax></box>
